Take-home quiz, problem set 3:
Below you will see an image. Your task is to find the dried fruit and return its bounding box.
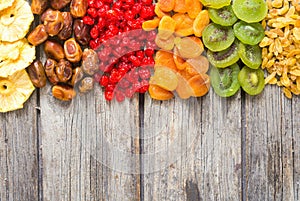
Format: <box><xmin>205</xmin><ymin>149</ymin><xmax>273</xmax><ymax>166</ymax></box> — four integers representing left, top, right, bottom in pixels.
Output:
<box><xmin>0</xmin><ymin>0</ymin><xmax>14</xmax><ymax>12</ymax></box>
<box><xmin>56</xmin><ymin>59</ymin><xmax>73</xmax><ymax>83</ymax></box>
<box><xmin>81</xmin><ymin>48</ymin><xmax>99</xmax><ymax>76</ymax></box>
<box><xmin>44</xmin><ymin>58</ymin><xmax>59</xmax><ymax>85</ymax></box>
<box><xmin>28</xmin><ymin>24</ymin><xmax>49</xmax><ymax>46</ymax></box>
<box><xmin>31</xmin><ymin>0</ymin><xmax>48</xmax><ymax>15</ymax></box>
<box><xmin>27</xmin><ymin>60</ymin><xmax>47</xmax><ymax>88</ymax></box>
<box><xmin>174</xmin><ymin>36</ymin><xmax>204</xmax><ymax>58</ymax></box>
<box><xmin>64</xmin><ymin>38</ymin><xmax>83</xmax><ymax>63</ymax></box>
<box><xmin>193</xmin><ymin>10</ymin><xmax>210</xmax><ymax>37</ymax></box>
<box><xmin>79</xmin><ymin>77</ymin><xmax>94</xmax><ymax>93</ymax></box>
<box><xmin>0</xmin><ymin>0</ymin><xmax>34</xmax><ymax>42</ymax></box>
<box><xmin>50</xmin><ymin>0</ymin><xmax>71</xmax><ymax>10</ymax></box>
<box><xmin>0</xmin><ymin>70</ymin><xmax>35</xmax><ymax>113</ymax></box>
<box><xmin>43</xmin><ymin>9</ymin><xmax>64</xmax><ymax>36</ymax></box>
<box><xmin>148</xmin><ymin>84</ymin><xmax>174</xmax><ymax>100</ymax></box>
<box><xmin>73</xmin><ymin>19</ymin><xmax>91</xmax><ymax>46</ymax></box>
<box><xmin>52</xmin><ymin>84</ymin><xmax>76</xmax><ymax>101</ymax></box>
<box><xmin>188</xmin><ymin>73</ymin><xmax>210</xmax><ymax>97</ymax></box>
<box><xmin>58</xmin><ymin>12</ymin><xmax>73</xmax><ymax>40</ymax></box>
<box><xmin>69</xmin><ymin>67</ymin><xmax>83</xmax><ymax>86</ymax></box>
<box><xmin>158</xmin><ymin>16</ymin><xmax>176</xmax><ymax>40</ymax></box>
<box><xmin>150</xmin><ymin>66</ymin><xmax>178</xmax><ymax>91</ymax></box>
<box><xmin>0</xmin><ymin>39</ymin><xmax>36</xmax><ymax>77</ymax></box>
<box><xmin>70</xmin><ymin>0</ymin><xmax>88</xmax><ymax>18</ymax></box>
<box><xmin>157</xmin><ymin>0</ymin><xmax>175</xmax><ymax>12</ymax></box>
<box><xmin>44</xmin><ymin>40</ymin><xmax>65</xmax><ymax>61</ymax></box>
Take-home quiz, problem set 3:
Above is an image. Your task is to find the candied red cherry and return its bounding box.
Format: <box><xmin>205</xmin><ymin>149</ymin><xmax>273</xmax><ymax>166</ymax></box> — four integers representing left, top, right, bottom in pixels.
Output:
<box><xmin>106</xmin><ymin>84</ymin><xmax>116</xmax><ymax>92</ymax></box>
<box><xmin>105</xmin><ymin>90</ymin><xmax>114</xmax><ymax>101</ymax></box>
<box><xmin>100</xmin><ymin>75</ymin><xmax>109</xmax><ymax>87</ymax></box>
<box><xmin>138</xmin><ymin>68</ymin><xmax>151</xmax><ymax>80</ymax></box>
<box><xmin>141</xmin><ymin>0</ymin><xmax>153</xmax><ymax>5</ymax></box>
<box><xmin>145</xmin><ymin>48</ymin><xmax>155</xmax><ymax>57</ymax></box>
<box><xmin>87</xmin><ymin>7</ymin><xmax>98</xmax><ymax>18</ymax></box>
<box><xmin>136</xmin><ymin>50</ymin><xmax>144</xmax><ymax>60</ymax></box>
<box><xmin>88</xmin><ymin>0</ymin><xmax>95</xmax><ymax>7</ymax></box>
<box><xmin>129</xmin><ymin>55</ymin><xmax>141</xmax><ymax>67</ymax></box>
<box><xmin>124</xmin><ymin>10</ymin><xmax>135</xmax><ymax>21</ymax></box>
<box><xmin>83</xmin><ymin>16</ymin><xmax>94</xmax><ymax>25</ymax></box>
<box><xmin>125</xmin><ymin>87</ymin><xmax>135</xmax><ymax>98</ymax></box>
<box><xmin>115</xmin><ymin>91</ymin><xmax>126</xmax><ymax>102</ymax></box>
<box><xmin>90</xmin><ymin>26</ymin><xmax>99</xmax><ymax>39</ymax></box>
<box><xmin>132</xmin><ymin>3</ymin><xmax>142</xmax><ymax>14</ymax></box>
<box><xmin>140</xmin><ymin>6</ymin><xmax>155</xmax><ymax>20</ymax></box>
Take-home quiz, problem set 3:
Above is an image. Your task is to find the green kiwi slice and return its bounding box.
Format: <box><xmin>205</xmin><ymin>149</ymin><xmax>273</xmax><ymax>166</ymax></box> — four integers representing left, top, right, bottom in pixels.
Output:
<box><xmin>210</xmin><ymin>63</ymin><xmax>240</xmax><ymax>97</ymax></box>
<box><xmin>200</xmin><ymin>0</ymin><xmax>231</xmax><ymax>9</ymax></box>
<box><xmin>207</xmin><ymin>40</ymin><xmax>239</xmax><ymax>68</ymax></box>
<box><xmin>238</xmin><ymin>42</ymin><xmax>262</xmax><ymax>69</ymax></box>
<box><xmin>238</xmin><ymin>66</ymin><xmax>265</xmax><ymax>95</ymax></box>
<box><xmin>202</xmin><ymin>23</ymin><xmax>235</xmax><ymax>51</ymax></box>
<box><xmin>233</xmin><ymin>21</ymin><xmax>265</xmax><ymax>45</ymax></box>
<box><xmin>208</xmin><ymin>6</ymin><xmax>238</xmax><ymax>26</ymax></box>
<box><xmin>232</xmin><ymin>0</ymin><xmax>268</xmax><ymax>23</ymax></box>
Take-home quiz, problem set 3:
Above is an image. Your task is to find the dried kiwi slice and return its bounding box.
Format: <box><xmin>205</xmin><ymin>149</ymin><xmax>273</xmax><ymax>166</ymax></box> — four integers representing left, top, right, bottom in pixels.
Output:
<box><xmin>238</xmin><ymin>66</ymin><xmax>265</xmax><ymax>95</ymax></box>
<box><xmin>210</xmin><ymin>64</ymin><xmax>240</xmax><ymax>97</ymax></box>
<box><xmin>233</xmin><ymin>21</ymin><xmax>265</xmax><ymax>45</ymax></box>
<box><xmin>202</xmin><ymin>23</ymin><xmax>235</xmax><ymax>51</ymax></box>
<box><xmin>232</xmin><ymin>0</ymin><xmax>267</xmax><ymax>23</ymax></box>
<box><xmin>208</xmin><ymin>6</ymin><xmax>238</xmax><ymax>26</ymax></box>
<box><xmin>200</xmin><ymin>0</ymin><xmax>231</xmax><ymax>9</ymax></box>
<box><xmin>238</xmin><ymin>42</ymin><xmax>262</xmax><ymax>69</ymax></box>
<box><xmin>207</xmin><ymin>40</ymin><xmax>239</xmax><ymax>68</ymax></box>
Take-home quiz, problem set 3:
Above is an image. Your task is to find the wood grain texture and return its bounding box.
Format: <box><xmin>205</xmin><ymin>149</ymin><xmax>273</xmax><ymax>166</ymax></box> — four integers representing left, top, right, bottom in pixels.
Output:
<box><xmin>142</xmin><ymin>90</ymin><xmax>242</xmax><ymax>201</ymax></box>
<box><xmin>40</xmin><ymin>85</ymin><xmax>140</xmax><ymax>201</ymax></box>
<box><xmin>244</xmin><ymin>86</ymin><xmax>294</xmax><ymax>200</ymax></box>
<box><xmin>0</xmin><ymin>93</ymin><xmax>38</xmax><ymax>201</ymax></box>
<box><xmin>292</xmin><ymin>96</ymin><xmax>300</xmax><ymax>201</ymax></box>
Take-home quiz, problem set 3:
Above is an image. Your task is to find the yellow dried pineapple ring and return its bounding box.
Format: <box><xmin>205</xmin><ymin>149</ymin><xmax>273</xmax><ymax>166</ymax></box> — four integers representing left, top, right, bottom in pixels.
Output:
<box><xmin>0</xmin><ymin>0</ymin><xmax>15</xmax><ymax>12</ymax></box>
<box><xmin>0</xmin><ymin>0</ymin><xmax>34</xmax><ymax>42</ymax></box>
<box><xmin>0</xmin><ymin>39</ymin><xmax>36</xmax><ymax>77</ymax></box>
<box><xmin>0</xmin><ymin>69</ymin><xmax>35</xmax><ymax>113</ymax></box>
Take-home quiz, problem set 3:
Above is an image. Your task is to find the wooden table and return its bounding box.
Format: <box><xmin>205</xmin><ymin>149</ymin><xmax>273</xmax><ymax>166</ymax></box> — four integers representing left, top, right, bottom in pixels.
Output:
<box><xmin>1</xmin><ymin>3</ymin><xmax>300</xmax><ymax>201</ymax></box>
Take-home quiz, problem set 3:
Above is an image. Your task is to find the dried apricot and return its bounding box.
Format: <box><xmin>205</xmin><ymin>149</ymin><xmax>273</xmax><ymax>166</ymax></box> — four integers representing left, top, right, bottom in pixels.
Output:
<box><xmin>142</xmin><ymin>18</ymin><xmax>160</xmax><ymax>31</ymax></box>
<box><xmin>157</xmin><ymin>0</ymin><xmax>175</xmax><ymax>12</ymax></box>
<box><xmin>174</xmin><ymin>36</ymin><xmax>204</xmax><ymax>58</ymax></box>
<box><xmin>176</xmin><ymin>73</ymin><xmax>193</xmax><ymax>99</ymax></box>
<box><xmin>173</xmin><ymin>14</ymin><xmax>194</xmax><ymax>36</ymax></box>
<box><xmin>188</xmin><ymin>73</ymin><xmax>210</xmax><ymax>97</ymax></box>
<box><xmin>150</xmin><ymin>66</ymin><xmax>178</xmax><ymax>91</ymax></box>
<box><xmin>185</xmin><ymin>0</ymin><xmax>203</xmax><ymax>19</ymax></box>
<box><xmin>173</xmin><ymin>47</ymin><xmax>190</xmax><ymax>70</ymax></box>
<box><xmin>193</xmin><ymin>10</ymin><xmax>210</xmax><ymax>37</ymax></box>
<box><xmin>173</xmin><ymin>0</ymin><xmax>186</xmax><ymax>13</ymax></box>
<box><xmin>186</xmin><ymin>55</ymin><xmax>209</xmax><ymax>74</ymax></box>
<box><xmin>155</xmin><ymin>50</ymin><xmax>177</xmax><ymax>71</ymax></box>
<box><xmin>155</xmin><ymin>34</ymin><xmax>175</xmax><ymax>50</ymax></box>
<box><xmin>154</xmin><ymin>5</ymin><xmax>170</xmax><ymax>18</ymax></box>
<box><xmin>149</xmin><ymin>84</ymin><xmax>174</xmax><ymax>100</ymax></box>
<box><xmin>158</xmin><ymin>16</ymin><xmax>177</xmax><ymax>40</ymax></box>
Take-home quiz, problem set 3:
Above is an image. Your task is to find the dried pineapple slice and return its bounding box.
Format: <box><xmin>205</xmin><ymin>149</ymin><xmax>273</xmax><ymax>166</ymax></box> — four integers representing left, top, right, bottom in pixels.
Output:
<box><xmin>0</xmin><ymin>69</ymin><xmax>35</xmax><ymax>113</ymax></box>
<box><xmin>0</xmin><ymin>0</ymin><xmax>34</xmax><ymax>42</ymax></box>
<box><xmin>0</xmin><ymin>39</ymin><xmax>35</xmax><ymax>77</ymax></box>
<box><xmin>0</xmin><ymin>0</ymin><xmax>15</xmax><ymax>12</ymax></box>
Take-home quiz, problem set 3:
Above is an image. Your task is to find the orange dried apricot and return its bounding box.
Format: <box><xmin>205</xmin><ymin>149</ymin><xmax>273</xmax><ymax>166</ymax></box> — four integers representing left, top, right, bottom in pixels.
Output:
<box><xmin>173</xmin><ymin>0</ymin><xmax>186</xmax><ymax>13</ymax></box>
<box><xmin>173</xmin><ymin>47</ymin><xmax>190</xmax><ymax>70</ymax></box>
<box><xmin>154</xmin><ymin>5</ymin><xmax>170</xmax><ymax>18</ymax></box>
<box><xmin>142</xmin><ymin>18</ymin><xmax>160</xmax><ymax>31</ymax></box>
<box><xmin>174</xmin><ymin>36</ymin><xmax>204</xmax><ymax>58</ymax></box>
<box><xmin>186</xmin><ymin>55</ymin><xmax>209</xmax><ymax>74</ymax></box>
<box><xmin>176</xmin><ymin>73</ymin><xmax>193</xmax><ymax>99</ymax></box>
<box><xmin>173</xmin><ymin>14</ymin><xmax>194</xmax><ymax>36</ymax></box>
<box><xmin>150</xmin><ymin>66</ymin><xmax>178</xmax><ymax>91</ymax></box>
<box><xmin>185</xmin><ymin>0</ymin><xmax>203</xmax><ymax>19</ymax></box>
<box><xmin>155</xmin><ymin>50</ymin><xmax>177</xmax><ymax>71</ymax></box>
<box><xmin>188</xmin><ymin>73</ymin><xmax>210</xmax><ymax>97</ymax></box>
<box><xmin>158</xmin><ymin>16</ymin><xmax>177</xmax><ymax>40</ymax></box>
<box><xmin>149</xmin><ymin>84</ymin><xmax>174</xmax><ymax>100</ymax></box>
<box><xmin>193</xmin><ymin>10</ymin><xmax>210</xmax><ymax>37</ymax></box>
<box><xmin>157</xmin><ymin>0</ymin><xmax>175</xmax><ymax>12</ymax></box>
<box><xmin>155</xmin><ymin>34</ymin><xmax>175</xmax><ymax>51</ymax></box>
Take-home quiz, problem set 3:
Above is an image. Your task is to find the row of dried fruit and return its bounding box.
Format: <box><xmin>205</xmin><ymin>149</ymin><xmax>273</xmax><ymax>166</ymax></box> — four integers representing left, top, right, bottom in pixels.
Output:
<box><xmin>1</xmin><ymin>0</ymin><xmax>299</xmax><ymax>112</ymax></box>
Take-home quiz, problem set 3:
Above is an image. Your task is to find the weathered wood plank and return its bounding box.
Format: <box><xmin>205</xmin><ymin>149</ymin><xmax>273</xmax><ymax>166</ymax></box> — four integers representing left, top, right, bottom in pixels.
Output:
<box><xmin>40</xmin><ymin>85</ymin><xmax>140</xmax><ymax>201</ymax></box>
<box><xmin>0</xmin><ymin>94</ymin><xmax>38</xmax><ymax>201</ymax></box>
<box><xmin>244</xmin><ymin>86</ymin><xmax>294</xmax><ymax>200</ymax></box>
<box><xmin>292</xmin><ymin>97</ymin><xmax>300</xmax><ymax>201</ymax></box>
<box><xmin>142</xmin><ymin>89</ymin><xmax>242</xmax><ymax>200</ymax></box>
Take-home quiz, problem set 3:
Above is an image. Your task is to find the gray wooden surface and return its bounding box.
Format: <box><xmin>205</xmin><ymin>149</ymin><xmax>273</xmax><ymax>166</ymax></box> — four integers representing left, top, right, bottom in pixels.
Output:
<box><xmin>1</xmin><ymin>1</ymin><xmax>300</xmax><ymax>200</ymax></box>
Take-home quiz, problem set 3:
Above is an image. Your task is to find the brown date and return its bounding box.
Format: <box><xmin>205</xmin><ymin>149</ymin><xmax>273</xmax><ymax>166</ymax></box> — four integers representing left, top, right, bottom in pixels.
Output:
<box><xmin>56</xmin><ymin>59</ymin><xmax>73</xmax><ymax>83</ymax></box>
<box><xmin>73</xmin><ymin>19</ymin><xmax>91</xmax><ymax>45</ymax></box>
<box><xmin>69</xmin><ymin>67</ymin><xmax>83</xmax><ymax>86</ymax></box>
<box><xmin>81</xmin><ymin>48</ymin><xmax>99</xmax><ymax>76</ymax></box>
<box><xmin>27</xmin><ymin>60</ymin><xmax>47</xmax><ymax>88</ymax></box>
<box><xmin>27</xmin><ymin>24</ymin><xmax>48</xmax><ymax>46</ymax></box>
<box><xmin>45</xmin><ymin>58</ymin><xmax>59</xmax><ymax>85</ymax></box>
<box><xmin>44</xmin><ymin>40</ymin><xmax>65</xmax><ymax>61</ymax></box>
<box><xmin>64</xmin><ymin>38</ymin><xmax>82</xmax><ymax>63</ymax></box>
<box><xmin>31</xmin><ymin>0</ymin><xmax>48</xmax><ymax>15</ymax></box>
<box><xmin>58</xmin><ymin>12</ymin><xmax>73</xmax><ymax>40</ymax></box>
<box><xmin>79</xmin><ymin>77</ymin><xmax>94</xmax><ymax>93</ymax></box>
<box><xmin>42</xmin><ymin>9</ymin><xmax>64</xmax><ymax>36</ymax></box>
<box><xmin>50</xmin><ymin>0</ymin><xmax>71</xmax><ymax>10</ymax></box>
<box><xmin>70</xmin><ymin>0</ymin><xmax>88</xmax><ymax>18</ymax></box>
<box><xmin>52</xmin><ymin>84</ymin><xmax>76</xmax><ymax>101</ymax></box>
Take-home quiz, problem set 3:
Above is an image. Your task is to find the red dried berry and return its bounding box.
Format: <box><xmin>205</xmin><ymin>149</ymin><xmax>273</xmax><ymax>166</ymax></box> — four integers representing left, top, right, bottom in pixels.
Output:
<box><xmin>105</xmin><ymin>90</ymin><xmax>114</xmax><ymax>101</ymax></box>
<box><xmin>83</xmin><ymin>16</ymin><xmax>95</xmax><ymax>25</ymax></box>
<box><xmin>100</xmin><ymin>75</ymin><xmax>109</xmax><ymax>87</ymax></box>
